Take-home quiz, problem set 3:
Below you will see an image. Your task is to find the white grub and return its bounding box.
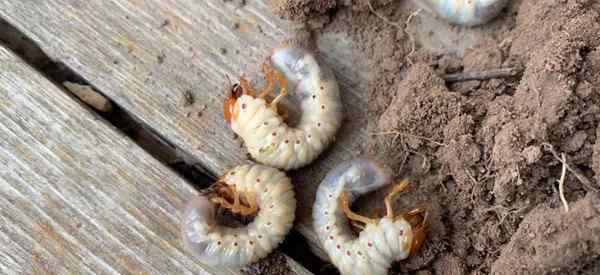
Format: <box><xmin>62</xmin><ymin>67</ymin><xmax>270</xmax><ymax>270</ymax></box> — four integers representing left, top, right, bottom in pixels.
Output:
<box><xmin>313</xmin><ymin>159</ymin><xmax>426</xmax><ymax>275</ymax></box>
<box><xmin>225</xmin><ymin>46</ymin><xmax>343</xmax><ymax>171</ymax></box>
<box><xmin>415</xmin><ymin>0</ymin><xmax>510</xmax><ymax>26</ymax></box>
<box><xmin>181</xmin><ymin>164</ymin><xmax>296</xmax><ymax>267</ymax></box>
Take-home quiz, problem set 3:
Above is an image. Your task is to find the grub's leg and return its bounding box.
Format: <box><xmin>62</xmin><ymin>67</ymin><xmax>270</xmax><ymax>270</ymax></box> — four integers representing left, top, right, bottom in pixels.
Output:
<box><xmin>269</xmin><ymin>68</ymin><xmax>288</xmax><ymax>112</ymax></box>
<box><xmin>231</xmin><ymin>187</ymin><xmax>242</xmax><ymax>212</ymax></box>
<box><xmin>211</xmin><ymin>196</ymin><xmax>234</xmax><ymax>210</ymax></box>
<box><xmin>350</xmin><ymin>220</ymin><xmax>366</xmax><ymax>230</ymax></box>
<box><xmin>211</xmin><ymin>184</ymin><xmax>258</xmax><ymax>216</ymax></box>
<box><xmin>239</xmin><ymin>76</ymin><xmax>256</xmax><ymax>97</ymax></box>
<box><xmin>339</xmin><ymin>192</ymin><xmax>378</xmax><ymax>226</ymax></box>
<box><xmin>403</xmin><ymin>208</ymin><xmax>427</xmax><ymax>255</ymax></box>
<box><xmin>257</xmin><ymin>62</ymin><xmax>275</xmax><ymax>99</ymax></box>
<box><xmin>228</xmin><ymin>186</ymin><xmax>254</xmax><ymax>215</ymax></box>
<box><xmin>240</xmin><ymin>192</ymin><xmax>258</xmax><ymax>216</ymax></box>
<box><xmin>384</xmin><ymin>178</ymin><xmax>411</xmax><ymax>219</ymax></box>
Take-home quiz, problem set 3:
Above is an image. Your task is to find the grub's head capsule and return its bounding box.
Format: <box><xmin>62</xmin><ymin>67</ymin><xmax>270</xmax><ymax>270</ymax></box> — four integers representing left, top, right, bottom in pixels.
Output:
<box><xmin>223</xmin><ymin>83</ymin><xmax>244</xmax><ymax>123</ymax></box>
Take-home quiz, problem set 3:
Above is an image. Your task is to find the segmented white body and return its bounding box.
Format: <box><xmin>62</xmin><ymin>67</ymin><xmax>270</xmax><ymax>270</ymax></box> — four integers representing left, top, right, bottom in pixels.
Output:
<box><xmin>230</xmin><ymin>47</ymin><xmax>343</xmax><ymax>171</ymax></box>
<box><xmin>417</xmin><ymin>0</ymin><xmax>510</xmax><ymax>26</ymax></box>
<box><xmin>181</xmin><ymin>164</ymin><xmax>296</xmax><ymax>267</ymax></box>
<box><xmin>313</xmin><ymin>159</ymin><xmax>413</xmax><ymax>275</ymax></box>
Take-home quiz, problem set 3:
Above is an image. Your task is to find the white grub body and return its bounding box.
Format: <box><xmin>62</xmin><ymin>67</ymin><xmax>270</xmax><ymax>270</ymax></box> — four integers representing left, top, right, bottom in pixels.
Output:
<box><xmin>416</xmin><ymin>0</ymin><xmax>510</xmax><ymax>26</ymax></box>
<box><xmin>181</xmin><ymin>164</ymin><xmax>296</xmax><ymax>267</ymax></box>
<box><xmin>313</xmin><ymin>159</ymin><xmax>413</xmax><ymax>275</ymax></box>
<box><xmin>231</xmin><ymin>47</ymin><xmax>343</xmax><ymax>171</ymax></box>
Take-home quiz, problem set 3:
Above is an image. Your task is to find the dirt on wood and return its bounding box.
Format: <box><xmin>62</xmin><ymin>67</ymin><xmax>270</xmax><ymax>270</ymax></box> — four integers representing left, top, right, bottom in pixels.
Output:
<box><xmin>268</xmin><ymin>0</ymin><xmax>600</xmax><ymax>274</ymax></box>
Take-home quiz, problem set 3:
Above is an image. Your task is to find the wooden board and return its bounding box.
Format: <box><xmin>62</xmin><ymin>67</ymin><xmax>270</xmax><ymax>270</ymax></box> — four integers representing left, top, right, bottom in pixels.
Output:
<box><xmin>0</xmin><ymin>0</ymin><xmax>374</xmax><ymax>259</ymax></box>
<box><xmin>0</xmin><ymin>46</ymin><xmax>311</xmax><ymax>274</ymax></box>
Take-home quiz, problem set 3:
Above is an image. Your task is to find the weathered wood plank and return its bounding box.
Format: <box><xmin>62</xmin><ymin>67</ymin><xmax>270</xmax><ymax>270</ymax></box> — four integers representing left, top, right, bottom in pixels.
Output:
<box><xmin>0</xmin><ymin>0</ymin><xmax>372</xmax><ymax>259</ymax></box>
<box><xmin>0</xmin><ymin>46</ymin><xmax>312</xmax><ymax>274</ymax></box>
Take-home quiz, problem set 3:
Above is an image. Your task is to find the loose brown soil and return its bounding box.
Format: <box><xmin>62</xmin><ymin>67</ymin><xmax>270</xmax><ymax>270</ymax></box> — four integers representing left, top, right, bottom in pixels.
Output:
<box><xmin>270</xmin><ymin>0</ymin><xmax>600</xmax><ymax>274</ymax></box>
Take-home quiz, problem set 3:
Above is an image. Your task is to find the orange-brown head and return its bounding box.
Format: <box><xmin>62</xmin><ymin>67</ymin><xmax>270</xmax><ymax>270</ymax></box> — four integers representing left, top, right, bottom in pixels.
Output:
<box><xmin>406</xmin><ymin>209</ymin><xmax>428</xmax><ymax>255</ymax></box>
<box><xmin>224</xmin><ymin>83</ymin><xmax>244</xmax><ymax>123</ymax></box>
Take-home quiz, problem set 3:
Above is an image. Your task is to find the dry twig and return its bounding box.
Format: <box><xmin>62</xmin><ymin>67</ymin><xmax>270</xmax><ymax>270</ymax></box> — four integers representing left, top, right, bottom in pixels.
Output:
<box><xmin>442</xmin><ymin>67</ymin><xmax>522</xmax><ymax>83</ymax></box>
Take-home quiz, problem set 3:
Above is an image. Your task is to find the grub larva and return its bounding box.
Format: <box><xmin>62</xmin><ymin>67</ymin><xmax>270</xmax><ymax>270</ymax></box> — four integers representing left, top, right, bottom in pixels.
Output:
<box><xmin>313</xmin><ymin>159</ymin><xmax>427</xmax><ymax>275</ymax></box>
<box><xmin>417</xmin><ymin>0</ymin><xmax>510</xmax><ymax>26</ymax></box>
<box><xmin>224</xmin><ymin>46</ymin><xmax>343</xmax><ymax>171</ymax></box>
<box><xmin>181</xmin><ymin>164</ymin><xmax>296</xmax><ymax>267</ymax></box>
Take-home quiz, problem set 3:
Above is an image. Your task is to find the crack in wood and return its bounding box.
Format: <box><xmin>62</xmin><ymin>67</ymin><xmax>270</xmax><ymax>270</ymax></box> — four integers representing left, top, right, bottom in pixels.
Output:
<box><xmin>0</xmin><ymin>17</ymin><xmax>214</xmax><ymax>190</ymax></box>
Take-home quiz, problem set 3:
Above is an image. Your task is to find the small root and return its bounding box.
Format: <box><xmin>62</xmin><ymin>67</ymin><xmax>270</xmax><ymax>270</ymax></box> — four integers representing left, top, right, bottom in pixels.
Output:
<box><xmin>366</xmin><ymin>1</ymin><xmax>421</xmax><ymax>66</ymax></box>
<box><xmin>483</xmin><ymin>204</ymin><xmax>526</xmax><ymax>226</ymax></box>
<box><xmin>542</xmin><ymin>142</ymin><xmax>599</xmax><ymax>192</ymax></box>
<box><xmin>404</xmin><ymin>9</ymin><xmax>421</xmax><ymax>66</ymax></box>
<box><xmin>372</xmin><ymin>130</ymin><xmax>447</xmax><ymax>147</ymax></box>
<box><xmin>366</xmin><ymin>1</ymin><xmax>402</xmax><ymax>28</ymax></box>
<box><xmin>558</xmin><ymin>153</ymin><xmax>569</xmax><ymax>212</ymax></box>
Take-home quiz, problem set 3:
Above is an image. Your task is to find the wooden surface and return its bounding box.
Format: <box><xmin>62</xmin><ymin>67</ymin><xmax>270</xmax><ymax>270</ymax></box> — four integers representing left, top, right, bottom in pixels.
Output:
<box><xmin>0</xmin><ymin>0</ymin><xmax>374</xmax><ymax>259</ymax></box>
<box><xmin>0</xmin><ymin>45</ymin><xmax>312</xmax><ymax>274</ymax></box>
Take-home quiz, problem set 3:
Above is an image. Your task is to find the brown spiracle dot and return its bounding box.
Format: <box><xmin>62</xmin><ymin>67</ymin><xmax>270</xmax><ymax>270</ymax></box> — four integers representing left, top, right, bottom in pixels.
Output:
<box><xmin>284</xmin><ymin>140</ymin><xmax>289</xmax><ymax>144</ymax></box>
<box><xmin>320</xmin><ymin>86</ymin><xmax>324</xmax><ymax>90</ymax></box>
<box><xmin>317</xmin><ymin>122</ymin><xmax>321</xmax><ymax>127</ymax></box>
<box><xmin>249</xmin><ymin>240</ymin><xmax>254</xmax><ymax>245</ymax></box>
<box><xmin>217</xmin><ymin>241</ymin><xmax>222</xmax><ymax>245</ymax></box>
<box><xmin>230</xmin><ymin>171</ymin><xmax>235</xmax><ymax>175</ymax></box>
<box><xmin>329</xmin><ymin>236</ymin><xmax>334</xmax><ymax>240</ymax></box>
<box><xmin>258</xmin><ymin>235</ymin><xmax>263</xmax><ymax>239</ymax></box>
<box><xmin>399</xmin><ymin>230</ymin><xmax>404</xmax><ymax>235</ymax></box>
<box><xmin>267</xmin><ymin>222</ymin><xmax>272</xmax><ymax>226</ymax></box>
<box><xmin>256</xmin><ymin>178</ymin><xmax>261</xmax><ymax>182</ymax></box>
<box><xmin>241</xmin><ymin>104</ymin><xmax>246</xmax><ymax>109</ymax></box>
<box><xmin>233</xmin><ymin>242</ymin><xmax>238</xmax><ymax>246</ymax></box>
<box><xmin>346</xmin><ymin>251</ymin><xmax>351</xmax><ymax>256</ymax></box>
<box><xmin>263</xmin><ymin>122</ymin><xmax>268</xmax><ymax>126</ymax></box>
<box><xmin>272</xmin><ymin>132</ymin><xmax>276</xmax><ymax>136</ymax></box>
<box><xmin>312</xmin><ymin>94</ymin><xmax>316</xmax><ymax>99</ymax></box>
<box><xmin>367</xmin><ymin>242</ymin><xmax>373</xmax><ymax>247</ymax></box>
<box><xmin>321</xmin><ymin>105</ymin><xmax>325</xmax><ymax>110</ymax></box>
<box><xmin>336</xmin><ymin>244</ymin><xmax>341</xmax><ymax>250</ymax></box>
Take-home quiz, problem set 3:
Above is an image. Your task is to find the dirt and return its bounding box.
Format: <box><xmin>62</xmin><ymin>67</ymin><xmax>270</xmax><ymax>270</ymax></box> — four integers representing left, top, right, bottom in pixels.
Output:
<box><xmin>491</xmin><ymin>193</ymin><xmax>600</xmax><ymax>274</ymax></box>
<box><xmin>269</xmin><ymin>0</ymin><xmax>600</xmax><ymax>274</ymax></box>
<box><xmin>267</xmin><ymin>0</ymin><xmax>393</xmax><ymax>21</ymax></box>
<box><xmin>242</xmin><ymin>251</ymin><xmax>294</xmax><ymax>275</ymax></box>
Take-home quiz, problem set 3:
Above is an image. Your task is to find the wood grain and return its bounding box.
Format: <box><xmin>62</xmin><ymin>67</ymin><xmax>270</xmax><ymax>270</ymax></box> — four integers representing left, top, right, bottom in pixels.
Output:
<box><xmin>0</xmin><ymin>0</ymin><xmax>374</xmax><ymax>259</ymax></box>
<box><xmin>0</xmin><ymin>46</ymin><xmax>311</xmax><ymax>274</ymax></box>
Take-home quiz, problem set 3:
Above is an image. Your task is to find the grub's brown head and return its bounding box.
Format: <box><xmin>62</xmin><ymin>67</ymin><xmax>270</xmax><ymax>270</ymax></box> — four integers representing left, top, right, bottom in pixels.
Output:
<box><xmin>224</xmin><ymin>83</ymin><xmax>244</xmax><ymax>123</ymax></box>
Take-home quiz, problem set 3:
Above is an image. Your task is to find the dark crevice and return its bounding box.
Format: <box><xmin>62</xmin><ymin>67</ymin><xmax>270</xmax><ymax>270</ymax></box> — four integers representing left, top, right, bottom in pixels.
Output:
<box><xmin>0</xmin><ymin>18</ymin><xmax>213</xmax><ymax>189</ymax></box>
<box><xmin>0</xmin><ymin>17</ymin><xmax>324</xmax><ymax>273</ymax></box>
<box><xmin>280</xmin><ymin>231</ymin><xmax>338</xmax><ymax>275</ymax></box>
